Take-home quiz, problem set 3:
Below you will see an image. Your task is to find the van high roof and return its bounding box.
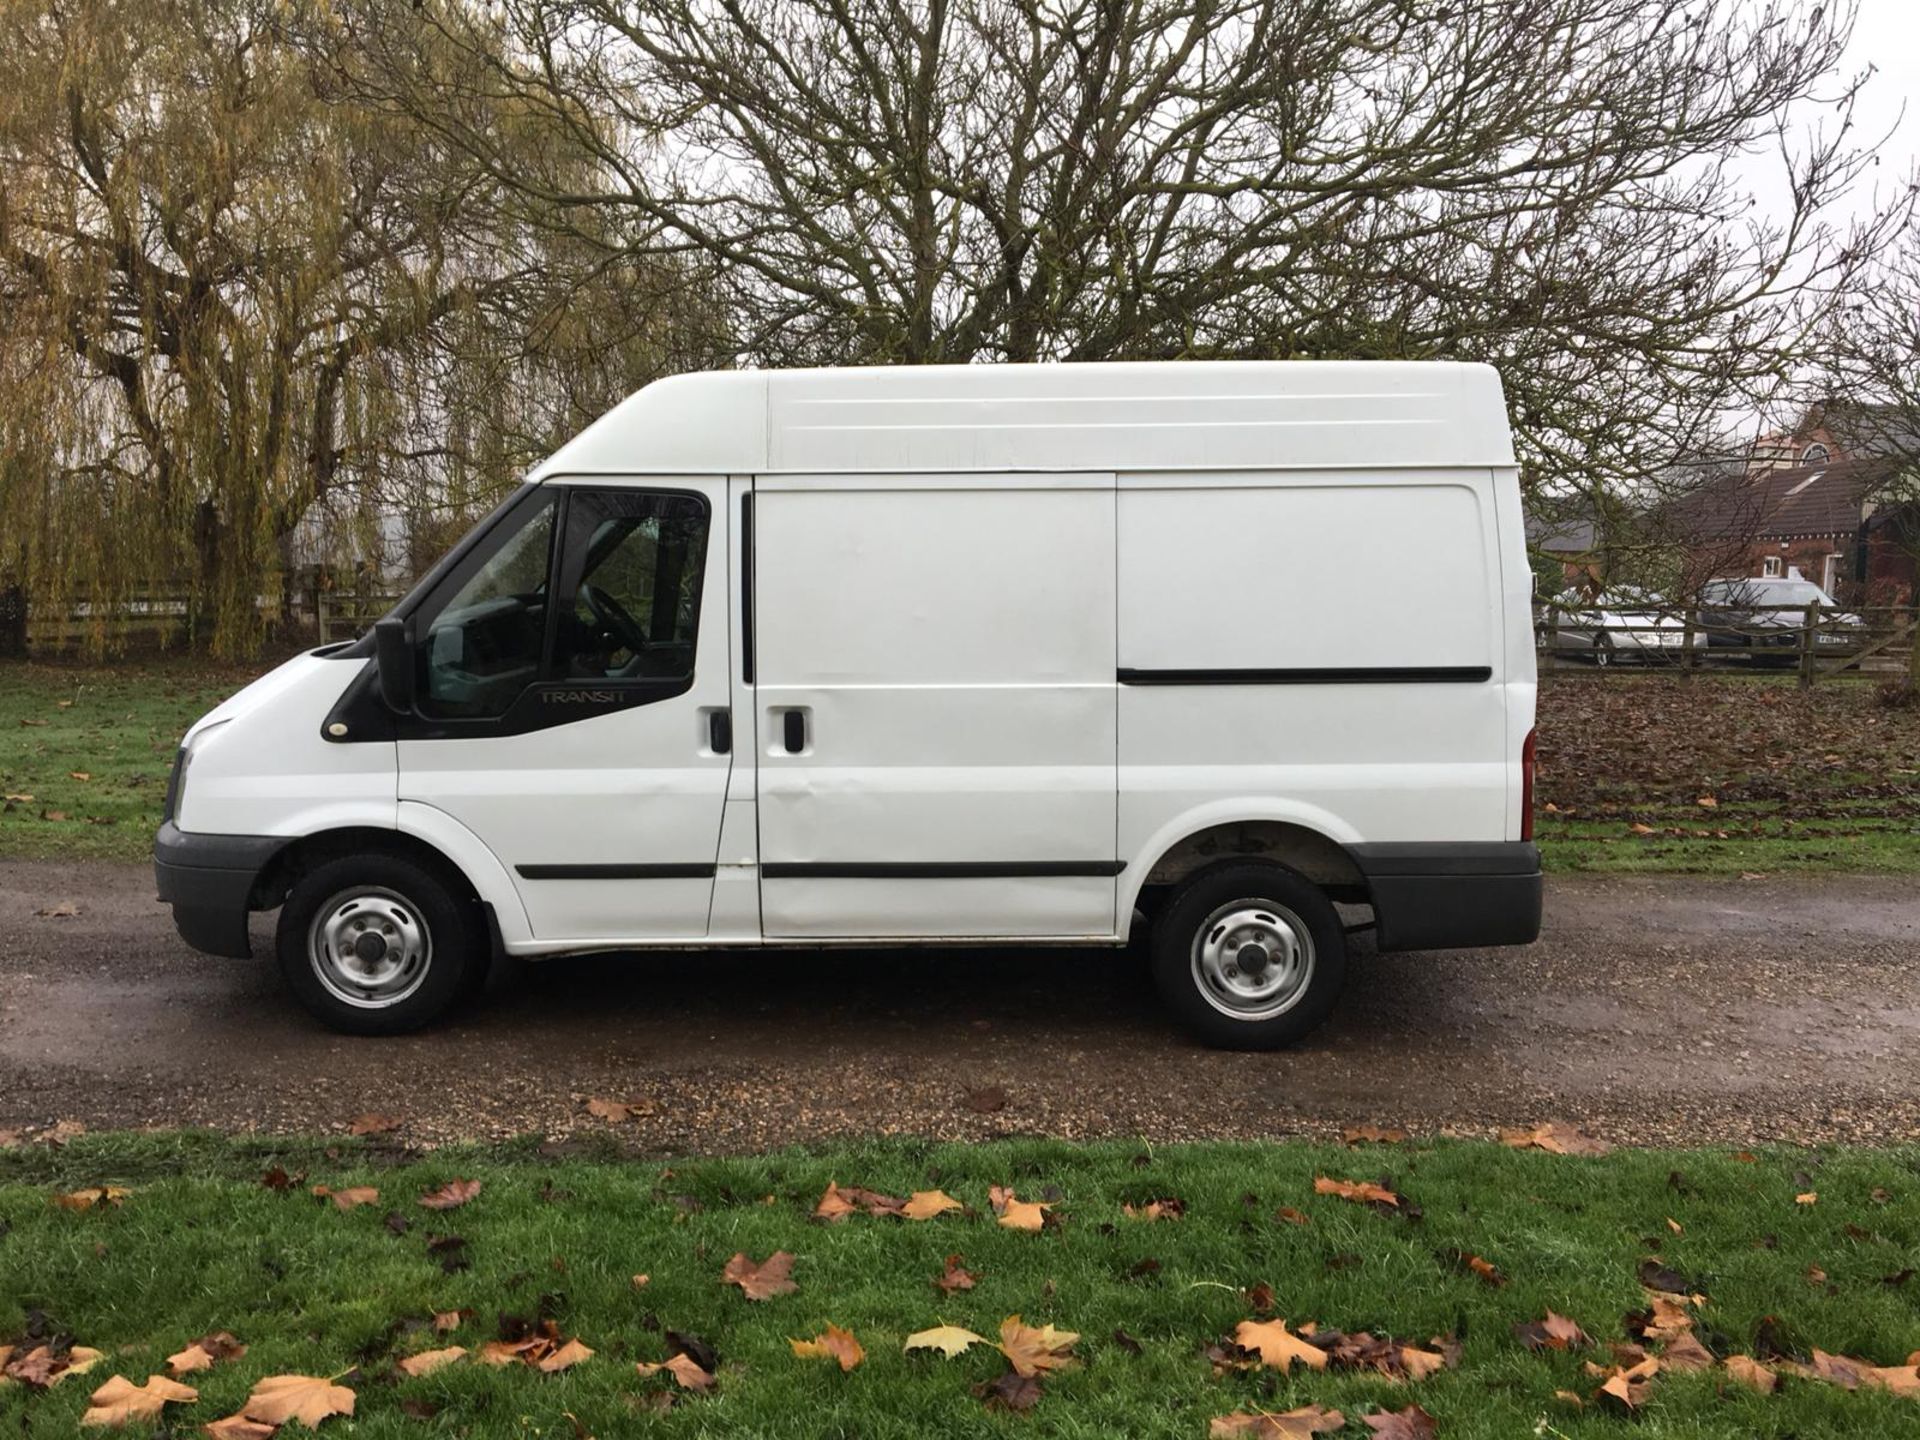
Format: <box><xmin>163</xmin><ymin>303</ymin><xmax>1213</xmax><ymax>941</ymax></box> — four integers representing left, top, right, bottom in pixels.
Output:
<box><xmin>529</xmin><ymin>360</ymin><xmax>1514</xmax><ymax>479</ymax></box>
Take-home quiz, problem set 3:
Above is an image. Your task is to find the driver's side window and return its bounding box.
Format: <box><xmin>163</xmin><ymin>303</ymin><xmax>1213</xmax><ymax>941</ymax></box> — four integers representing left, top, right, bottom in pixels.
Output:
<box><xmin>554</xmin><ymin>489</ymin><xmax>709</xmax><ymax>682</ymax></box>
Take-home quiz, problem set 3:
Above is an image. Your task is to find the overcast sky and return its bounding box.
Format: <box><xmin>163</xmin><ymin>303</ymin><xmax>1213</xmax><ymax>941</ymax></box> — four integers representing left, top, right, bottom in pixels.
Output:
<box><xmin>1813</xmin><ymin>0</ymin><xmax>1919</xmax><ymax>225</ymax></box>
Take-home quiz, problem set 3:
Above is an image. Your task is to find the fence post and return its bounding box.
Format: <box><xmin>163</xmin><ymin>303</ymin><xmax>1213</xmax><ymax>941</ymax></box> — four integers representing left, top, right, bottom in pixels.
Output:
<box><xmin>1798</xmin><ymin>601</ymin><xmax>1819</xmax><ymax>689</ymax></box>
<box><xmin>1680</xmin><ymin>613</ymin><xmax>1697</xmax><ymax>678</ymax></box>
<box><xmin>1542</xmin><ymin>603</ymin><xmax>1557</xmax><ymax>672</ymax></box>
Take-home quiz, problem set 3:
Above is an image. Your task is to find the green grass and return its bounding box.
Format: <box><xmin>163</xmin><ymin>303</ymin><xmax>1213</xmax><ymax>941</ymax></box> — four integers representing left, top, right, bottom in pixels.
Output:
<box><xmin>4</xmin><ymin>1135</ymin><xmax>1919</xmax><ymax>1436</ymax></box>
<box><xmin>0</xmin><ymin>659</ymin><xmax>250</xmax><ymax>860</ymax></box>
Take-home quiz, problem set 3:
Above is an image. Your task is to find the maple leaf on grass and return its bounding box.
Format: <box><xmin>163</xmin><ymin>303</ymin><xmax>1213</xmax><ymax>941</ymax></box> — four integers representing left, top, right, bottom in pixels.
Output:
<box><xmin>1593</xmin><ymin>1353</ymin><xmax>1661</xmax><ymax>1409</ymax></box>
<box><xmin>241</xmin><ymin>1374</ymin><xmax>356</xmax><ymax>1428</ymax></box>
<box><xmin>904</xmin><ymin>1326</ymin><xmax>988</xmax><ymax>1359</ymax></box>
<box><xmin>1442</xmin><ymin>1247</ymin><xmax>1506</xmax><ymax>1287</ymax></box>
<box><xmin>165</xmin><ymin>1332</ymin><xmax>245</xmax><ymax>1376</ymax></box>
<box><xmin>988</xmin><ymin>1184</ymin><xmax>1052</xmax><ymax>1231</ymax></box>
<box><xmin>1232</xmin><ymin>1319</ymin><xmax>1328</xmax><ymax>1374</ymax></box>
<box><xmin>204</xmin><ymin>1416</ymin><xmax>277</xmax><ymax>1440</ymax></box>
<box><xmin>536</xmin><ymin>1338</ymin><xmax>594</xmax><ymax>1373</ymax></box>
<box><xmin>1122</xmin><ymin>1197</ymin><xmax>1185</xmax><ymax>1221</ymax></box>
<box><xmin>79</xmin><ymin>1373</ymin><xmax>197</xmax><ymax>1428</ymax></box>
<box><xmin>4</xmin><ymin>1344</ymin><xmax>104</xmax><ymax>1387</ymax></box>
<box><xmin>310</xmin><ymin>1184</ymin><xmax>379</xmax><ymax>1211</ymax></box>
<box><xmin>1362</xmin><ymin>1405</ymin><xmax>1439</xmax><ymax>1439</ymax></box>
<box><xmin>975</xmin><ymin>1371</ymin><xmax>1044</xmax><ymax>1413</ymax></box>
<box><xmin>790</xmin><ymin>1324</ymin><xmax>864</xmax><ymax>1371</ymax></box>
<box><xmin>53</xmin><ymin>1186</ymin><xmax>131</xmax><ymax>1211</ymax></box>
<box><xmin>814</xmin><ymin>1181</ymin><xmax>904</xmax><ymax>1221</ymax></box>
<box><xmin>1723</xmin><ymin>1354</ymin><xmax>1778</xmax><ymax>1393</ymax></box>
<box><xmin>634</xmin><ymin>1353</ymin><xmax>716</xmax><ymax>1393</ymax></box>
<box><xmin>901</xmin><ymin>1189</ymin><xmax>963</xmax><ymax>1221</ymax></box>
<box><xmin>722</xmin><ymin>1250</ymin><xmax>798</xmax><ymax>1300</ymax></box>
<box><xmin>934</xmin><ymin>1254</ymin><xmax>979</xmax><ymax>1293</ymax></box>
<box><xmin>419</xmin><ymin>1178</ymin><xmax>482</xmax><ymax>1210</ymax></box>
<box><xmin>1514</xmin><ymin>1312</ymin><xmax>1591</xmax><ymax>1351</ymax></box>
<box><xmin>1498</xmin><ymin>1121</ymin><xmax>1612</xmax><ymax>1157</ymax></box>
<box><xmin>396</xmin><ymin>1346</ymin><xmax>466</xmax><ymax>1377</ymax></box>
<box><xmin>1660</xmin><ymin>1333</ymin><xmax>1714</xmax><ymax>1372</ymax></box>
<box><xmin>996</xmin><ymin>1316</ymin><xmax>1080</xmax><ymax>1377</ymax></box>
<box><xmin>1210</xmin><ymin>1405</ymin><xmax>1346</xmax><ymax>1438</ymax></box>
<box><xmin>1313</xmin><ymin>1176</ymin><xmax>1400</xmax><ymax>1209</ymax></box>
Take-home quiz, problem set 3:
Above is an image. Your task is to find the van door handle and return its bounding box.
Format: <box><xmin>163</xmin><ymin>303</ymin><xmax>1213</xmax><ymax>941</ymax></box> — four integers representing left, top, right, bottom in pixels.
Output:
<box><xmin>706</xmin><ymin>708</ymin><xmax>731</xmax><ymax>754</ymax></box>
<box><xmin>782</xmin><ymin>709</ymin><xmax>806</xmax><ymax>754</ymax></box>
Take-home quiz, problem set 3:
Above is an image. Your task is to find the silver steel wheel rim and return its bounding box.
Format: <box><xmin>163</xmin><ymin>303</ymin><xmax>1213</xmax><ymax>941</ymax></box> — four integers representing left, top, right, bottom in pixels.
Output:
<box><xmin>308</xmin><ymin>887</ymin><xmax>431</xmax><ymax>1010</ymax></box>
<box><xmin>1190</xmin><ymin>900</ymin><xmax>1315</xmax><ymax>1021</ymax></box>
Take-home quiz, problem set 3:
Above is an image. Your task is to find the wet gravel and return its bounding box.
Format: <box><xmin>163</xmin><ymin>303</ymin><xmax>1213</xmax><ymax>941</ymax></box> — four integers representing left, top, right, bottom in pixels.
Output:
<box><xmin>1</xmin><ymin>861</ymin><xmax>1917</xmax><ymax>1151</ymax></box>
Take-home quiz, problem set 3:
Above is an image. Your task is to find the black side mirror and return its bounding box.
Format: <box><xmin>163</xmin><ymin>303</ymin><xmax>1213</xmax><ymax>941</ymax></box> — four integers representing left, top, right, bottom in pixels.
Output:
<box><xmin>373</xmin><ymin>616</ymin><xmax>417</xmax><ymax>713</ymax></box>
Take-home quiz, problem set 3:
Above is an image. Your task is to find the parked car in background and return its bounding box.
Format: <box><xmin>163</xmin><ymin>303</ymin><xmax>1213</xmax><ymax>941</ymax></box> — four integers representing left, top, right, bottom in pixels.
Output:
<box><xmin>1548</xmin><ymin>586</ymin><xmax>1688</xmax><ymax>666</ymax></box>
<box><xmin>1695</xmin><ymin>577</ymin><xmax>1863</xmax><ymax>656</ymax></box>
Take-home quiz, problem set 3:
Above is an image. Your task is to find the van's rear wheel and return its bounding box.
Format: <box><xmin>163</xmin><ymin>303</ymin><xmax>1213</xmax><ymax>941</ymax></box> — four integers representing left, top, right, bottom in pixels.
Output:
<box><xmin>1151</xmin><ymin>862</ymin><xmax>1346</xmax><ymax>1049</ymax></box>
<box><xmin>276</xmin><ymin>854</ymin><xmax>482</xmax><ymax>1035</ymax></box>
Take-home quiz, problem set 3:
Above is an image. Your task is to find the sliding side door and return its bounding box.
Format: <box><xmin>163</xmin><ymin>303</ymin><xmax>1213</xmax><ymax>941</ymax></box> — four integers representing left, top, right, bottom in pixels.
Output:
<box><xmin>753</xmin><ymin>473</ymin><xmax>1119</xmax><ymax>938</ymax></box>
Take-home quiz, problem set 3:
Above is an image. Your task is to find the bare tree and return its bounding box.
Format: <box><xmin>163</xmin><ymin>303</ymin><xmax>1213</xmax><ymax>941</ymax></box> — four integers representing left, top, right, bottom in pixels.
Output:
<box><xmin>361</xmin><ymin>0</ymin><xmax>1901</xmax><ymax>512</ymax></box>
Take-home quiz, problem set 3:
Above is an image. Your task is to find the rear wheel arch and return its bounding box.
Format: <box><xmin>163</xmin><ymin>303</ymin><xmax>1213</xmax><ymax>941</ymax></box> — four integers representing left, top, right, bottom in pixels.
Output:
<box><xmin>1124</xmin><ymin>817</ymin><xmax>1366</xmax><ymax>937</ymax></box>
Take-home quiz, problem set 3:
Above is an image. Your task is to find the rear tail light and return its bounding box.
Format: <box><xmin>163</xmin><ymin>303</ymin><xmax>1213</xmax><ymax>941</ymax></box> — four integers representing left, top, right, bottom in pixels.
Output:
<box><xmin>1520</xmin><ymin>727</ymin><xmax>1537</xmax><ymax>842</ymax></box>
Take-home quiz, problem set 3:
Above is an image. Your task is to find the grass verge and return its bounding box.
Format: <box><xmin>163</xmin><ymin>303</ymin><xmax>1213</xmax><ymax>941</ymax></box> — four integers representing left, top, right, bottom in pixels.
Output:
<box><xmin>3</xmin><ymin>1134</ymin><xmax>1918</xmax><ymax>1437</ymax></box>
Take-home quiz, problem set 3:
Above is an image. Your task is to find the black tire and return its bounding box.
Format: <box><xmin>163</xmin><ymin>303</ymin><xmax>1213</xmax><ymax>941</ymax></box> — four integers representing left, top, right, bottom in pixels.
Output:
<box><xmin>1149</xmin><ymin>861</ymin><xmax>1347</xmax><ymax>1049</ymax></box>
<box><xmin>275</xmin><ymin>852</ymin><xmax>484</xmax><ymax>1035</ymax></box>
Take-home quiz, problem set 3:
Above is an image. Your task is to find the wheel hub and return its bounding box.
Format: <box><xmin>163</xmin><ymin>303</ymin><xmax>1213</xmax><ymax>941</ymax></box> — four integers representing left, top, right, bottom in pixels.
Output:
<box><xmin>1191</xmin><ymin>901</ymin><xmax>1315</xmax><ymax>1021</ymax></box>
<box><xmin>309</xmin><ymin>888</ymin><xmax>431</xmax><ymax>1010</ymax></box>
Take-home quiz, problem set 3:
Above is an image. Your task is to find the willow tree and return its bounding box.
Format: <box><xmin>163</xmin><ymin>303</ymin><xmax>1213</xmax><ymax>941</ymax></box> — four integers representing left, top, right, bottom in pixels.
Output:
<box><xmin>362</xmin><ymin>0</ymin><xmax>1899</xmax><ymax>530</ymax></box>
<box><xmin>0</xmin><ymin>0</ymin><xmax>712</xmax><ymax>655</ymax></box>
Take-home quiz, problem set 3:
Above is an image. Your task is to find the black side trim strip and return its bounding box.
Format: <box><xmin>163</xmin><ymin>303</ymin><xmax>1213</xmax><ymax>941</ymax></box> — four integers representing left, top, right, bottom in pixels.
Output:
<box><xmin>1118</xmin><ymin>666</ymin><xmax>1493</xmax><ymax>686</ymax></box>
<box><xmin>739</xmin><ymin>491</ymin><xmax>755</xmax><ymax>685</ymax></box>
<box><xmin>1350</xmin><ymin>842</ymin><xmax>1540</xmax><ymax>877</ymax></box>
<box><xmin>761</xmin><ymin>861</ymin><xmax>1125</xmax><ymax>879</ymax></box>
<box><xmin>516</xmin><ymin>863</ymin><xmax>718</xmax><ymax>880</ymax></box>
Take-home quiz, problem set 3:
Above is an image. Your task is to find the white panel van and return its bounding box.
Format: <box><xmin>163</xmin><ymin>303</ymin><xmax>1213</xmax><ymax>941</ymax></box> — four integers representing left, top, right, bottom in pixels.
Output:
<box><xmin>154</xmin><ymin>362</ymin><xmax>1541</xmax><ymax>1048</ymax></box>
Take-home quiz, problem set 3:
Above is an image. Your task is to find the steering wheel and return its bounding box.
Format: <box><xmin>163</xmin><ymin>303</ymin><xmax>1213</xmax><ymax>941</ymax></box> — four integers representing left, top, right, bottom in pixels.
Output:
<box><xmin>579</xmin><ymin>582</ymin><xmax>650</xmax><ymax>656</ymax></box>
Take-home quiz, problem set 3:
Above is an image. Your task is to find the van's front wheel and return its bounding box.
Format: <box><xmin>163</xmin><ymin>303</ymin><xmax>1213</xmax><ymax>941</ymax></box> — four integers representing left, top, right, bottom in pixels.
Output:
<box><xmin>276</xmin><ymin>854</ymin><xmax>483</xmax><ymax>1035</ymax></box>
<box><xmin>1151</xmin><ymin>862</ymin><xmax>1346</xmax><ymax>1049</ymax></box>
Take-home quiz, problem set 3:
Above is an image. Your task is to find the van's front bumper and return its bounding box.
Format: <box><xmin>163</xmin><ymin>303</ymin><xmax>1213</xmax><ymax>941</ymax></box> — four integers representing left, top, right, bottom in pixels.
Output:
<box><xmin>153</xmin><ymin>821</ymin><xmax>285</xmax><ymax>958</ymax></box>
<box><xmin>1350</xmin><ymin>842</ymin><xmax>1542</xmax><ymax>952</ymax></box>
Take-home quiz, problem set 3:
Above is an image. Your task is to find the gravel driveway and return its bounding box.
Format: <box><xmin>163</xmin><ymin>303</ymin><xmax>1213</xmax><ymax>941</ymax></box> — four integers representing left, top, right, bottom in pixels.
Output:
<box><xmin>2</xmin><ymin>860</ymin><xmax>1917</xmax><ymax>1150</ymax></box>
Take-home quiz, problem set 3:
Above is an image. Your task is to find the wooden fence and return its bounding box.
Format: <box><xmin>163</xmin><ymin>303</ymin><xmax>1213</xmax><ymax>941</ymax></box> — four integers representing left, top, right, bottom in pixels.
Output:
<box><xmin>17</xmin><ymin>585</ymin><xmax>402</xmax><ymax>654</ymax></box>
<box><xmin>1536</xmin><ymin>602</ymin><xmax>1919</xmax><ymax>687</ymax></box>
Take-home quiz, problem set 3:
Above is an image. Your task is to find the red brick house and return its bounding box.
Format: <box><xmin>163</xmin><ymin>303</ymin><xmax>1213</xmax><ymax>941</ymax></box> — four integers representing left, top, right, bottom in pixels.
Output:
<box><xmin>1674</xmin><ymin>406</ymin><xmax>1920</xmax><ymax>607</ymax></box>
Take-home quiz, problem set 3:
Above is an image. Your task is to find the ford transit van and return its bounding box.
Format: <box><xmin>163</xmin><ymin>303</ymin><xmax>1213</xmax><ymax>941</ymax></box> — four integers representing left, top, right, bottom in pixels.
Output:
<box><xmin>154</xmin><ymin>362</ymin><xmax>1541</xmax><ymax>1047</ymax></box>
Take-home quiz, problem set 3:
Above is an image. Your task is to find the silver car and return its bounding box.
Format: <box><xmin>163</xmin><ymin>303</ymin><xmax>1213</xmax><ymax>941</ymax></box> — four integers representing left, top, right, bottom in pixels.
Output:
<box><xmin>1695</xmin><ymin>577</ymin><xmax>1863</xmax><ymax>654</ymax></box>
<box><xmin>1548</xmin><ymin>586</ymin><xmax>1689</xmax><ymax>666</ymax></box>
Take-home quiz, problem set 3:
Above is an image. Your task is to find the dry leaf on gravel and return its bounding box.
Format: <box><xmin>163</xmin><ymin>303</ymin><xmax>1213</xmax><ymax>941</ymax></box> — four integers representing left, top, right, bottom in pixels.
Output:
<box><xmin>1233</xmin><ymin>1319</ymin><xmax>1329</xmax><ymax>1374</ymax></box>
<box><xmin>397</xmin><ymin>1347</ymin><xmax>466</xmax><ymax>1377</ymax></box>
<box><xmin>35</xmin><ymin>901</ymin><xmax>80</xmax><ymax>918</ymax></box>
<box><xmin>996</xmin><ymin>1316</ymin><xmax>1080</xmax><ymax>1377</ymax></box>
<box><xmin>54</xmin><ymin>1186</ymin><xmax>130</xmax><ymax>1211</ymax></box>
<box><xmin>1210</xmin><ymin>1405</ymin><xmax>1346</xmax><ymax>1437</ymax></box>
<box><xmin>1362</xmin><ymin>1405</ymin><xmax>1439</xmax><ymax>1439</ymax></box>
<box><xmin>790</xmin><ymin>1325</ymin><xmax>864</xmax><ymax>1371</ymax></box>
<box><xmin>722</xmin><ymin>1250</ymin><xmax>798</xmax><ymax>1300</ymax></box>
<box><xmin>311</xmin><ymin>1185</ymin><xmax>379</xmax><ymax>1211</ymax></box>
<box><xmin>1313</xmin><ymin>1176</ymin><xmax>1399</xmax><ymax>1208</ymax></box>
<box><xmin>241</xmin><ymin>1374</ymin><xmax>356</xmax><ymax>1427</ymax></box>
<box><xmin>584</xmin><ymin>1097</ymin><xmax>653</xmax><ymax>1123</ymax></box>
<box><xmin>902</xmin><ymin>1189</ymin><xmax>963</xmax><ymax>1220</ymax></box>
<box><xmin>79</xmin><ymin>1374</ymin><xmax>197</xmax><ymax>1428</ymax></box>
<box><xmin>347</xmin><ymin>1113</ymin><xmax>400</xmax><ymax>1136</ymax></box>
<box><xmin>1498</xmin><ymin>1122</ymin><xmax>1611</xmax><ymax>1156</ymax></box>
<box><xmin>988</xmin><ymin>1185</ymin><xmax>1052</xmax><ymax>1231</ymax></box>
<box><xmin>634</xmin><ymin>1353</ymin><xmax>716</xmax><ymax>1392</ymax></box>
<box><xmin>905</xmin><ymin>1326</ymin><xmax>988</xmax><ymax>1359</ymax></box>
<box><xmin>419</xmin><ymin>1178</ymin><xmax>482</xmax><ymax>1210</ymax></box>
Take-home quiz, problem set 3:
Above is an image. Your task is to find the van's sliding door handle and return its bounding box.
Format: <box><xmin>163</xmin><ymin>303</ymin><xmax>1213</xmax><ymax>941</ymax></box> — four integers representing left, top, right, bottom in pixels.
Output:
<box><xmin>707</xmin><ymin>709</ymin><xmax>731</xmax><ymax>754</ymax></box>
<box><xmin>782</xmin><ymin>709</ymin><xmax>806</xmax><ymax>754</ymax></box>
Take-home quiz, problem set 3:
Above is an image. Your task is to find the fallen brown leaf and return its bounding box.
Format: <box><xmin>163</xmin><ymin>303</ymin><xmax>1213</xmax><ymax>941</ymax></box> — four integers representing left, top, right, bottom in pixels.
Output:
<box><xmin>584</xmin><ymin>1096</ymin><xmax>653</xmax><ymax>1123</ymax></box>
<box><xmin>988</xmin><ymin>1185</ymin><xmax>1052</xmax><ymax>1230</ymax></box>
<box><xmin>397</xmin><ymin>1347</ymin><xmax>466</xmax><ymax>1377</ymax></box>
<box><xmin>1341</xmin><ymin>1125</ymin><xmax>1409</xmax><ymax>1145</ymax></box>
<box><xmin>634</xmin><ymin>1352</ymin><xmax>715</xmax><ymax>1392</ymax></box>
<box><xmin>790</xmin><ymin>1325</ymin><xmax>864</xmax><ymax>1371</ymax></box>
<box><xmin>347</xmin><ymin>1113</ymin><xmax>401</xmax><ymax>1136</ymax></box>
<box><xmin>1122</xmin><ymin>1197</ymin><xmax>1185</xmax><ymax>1222</ymax></box>
<box><xmin>1362</xmin><ymin>1405</ymin><xmax>1439</xmax><ymax>1439</ymax></box>
<box><xmin>536</xmin><ymin>1339</ymin><xmax>594</xmax><ymax>1373</ymax></box>
<box><xmin>722</xmin><ymin>1250</ymin><xmax>798</xmax><ymax>1300</ymax></box>
<box><xmin>1661</xmin><ymin>1334</ymin><xmax>1714</xmax><ymax>1372</ymax></box>
<box><xmin>165</xmin><ymin>1333</ymin><xmax>244</xmax><ymax>1376</ymax></box>
<box><xmin>934</xmin><ymin>1254</ymin><xmax>979</xmax><ymax>1293</ymax></box>
<box><xmin>905</xmin><ymin>1325</ymin><xmax>989</xmax><ymax>1358</ymax></box>
<box><xmin>1514</xmin><ymin>1312</ymin><xmax>1591</xmax><ymax>1351</ymax></box>
<box><xmin>3</xmin><ymin>1344</ymin><xmax>104</xmax><ymax>1387</ymax></box>
<box><xmin>1313</xmin><ymin>1176</ymin><xmax>1399</xmax><ymax>1208</ymax></box>
<box><xmin>54</xmin><ymin>1186</ymin><xmax>131</xmax><ymax>1211</ymax></box>
<box><xmin>1233</xmin><ymin>1319</ymin><xmax>1329</xmax><ymax>1374</ymax></box>
<box><xmin>1595</xmin><ymin>1354</ymin><xmax>1661</xmax><ymax>1410</ymax></box>
<box><xmin>1723</xmin><ymin>1354</ymin><xmax>1777</xmax><ymax>1393</ymax></box>
<box><xmin>1210</xmin><ymin>1405</ymin><xmax>1346</xmax><ymax>1438</ymax></box>
<box><xmin>79</xmin><ymin>1373</ymin><xmax>197</xmax><ymax>1428</ymax></box>
<box><xmin>419</xmin><ymin>1178</ymin><xmax>482</xmax><ymax>1210</ymax></box>
<box><xmin>203</xmin><ymin>1415</ymin><xmax>277</xmax><ymax>1439</ymax></box>
<box><xmin>997</xmin><ymin>1316</ymin><xmax>1080</xmax><ymax>1377</ymax></box>
<box><xmin>976</xmin><ymin>1371</ymin><xmax>1043</xmax><ymax>1412</ymax></box>
<box><xmin>240</xmin><ymin>1374</ymin><xmax>355</xmax><ymax>1428</ymax></box>
<box><xmin>1276</xmin><ymin>1206</ymin><xmax>1310</xmax><ymax>1226</ymax></box>
<box><xmin>310</xmin><ymin>1185</ymin><xmax>379</xmax><ymax>1211</ymax></box>
<box><xmin>902</xmin><ymin>1189</ymin><xmax>962</xmax><ymax>1221</ymax></box>
<box><xmin>1498</xmin><ymin>1122</ymin><xmax>1611</xmax><ymax>1156</ymax></box>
